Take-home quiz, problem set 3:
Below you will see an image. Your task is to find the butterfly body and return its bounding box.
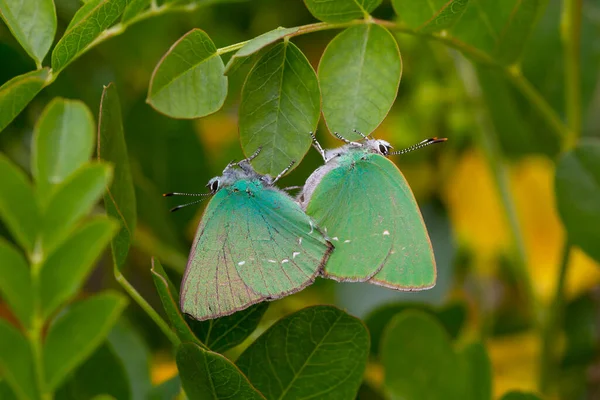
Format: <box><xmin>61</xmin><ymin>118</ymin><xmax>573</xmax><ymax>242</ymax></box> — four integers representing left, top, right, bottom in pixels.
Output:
<box><xmin>299</xmin><ymin>137</ymin><xmax>437</xmax><ymax>290</ymax></box>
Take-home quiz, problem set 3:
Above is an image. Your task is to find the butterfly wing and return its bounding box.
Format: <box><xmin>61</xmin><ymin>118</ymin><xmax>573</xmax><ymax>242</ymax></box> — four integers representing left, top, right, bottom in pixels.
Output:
<box><xmin>304</xmin><ymin>153</ymin><xmax>436</xmax><ymax>289</ymax></box>
<box><xmin>181</xmin><ymin>180</ymin><xmax>331</xmax><ymax>321</ymax></box>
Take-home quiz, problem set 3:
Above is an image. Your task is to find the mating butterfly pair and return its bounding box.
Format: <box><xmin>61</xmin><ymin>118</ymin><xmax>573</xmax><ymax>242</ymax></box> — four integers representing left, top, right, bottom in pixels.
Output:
<box><xmin>165</xmin><ymin>131</ymin><xmax>446</xmax><ymax>321</ymax></box>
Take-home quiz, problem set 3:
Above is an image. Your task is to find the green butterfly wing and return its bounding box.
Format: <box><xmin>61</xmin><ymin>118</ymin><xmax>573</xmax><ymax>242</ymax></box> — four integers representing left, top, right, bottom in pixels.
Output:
<box><xmin>181</xmin><ymin>179</ymin><xmax>331</xmax><ymax>321</ymax></box>
<box><xmin>304</xmin><ymin>153</ymin><xmax>436</xmax><ymax>290</ymax></box>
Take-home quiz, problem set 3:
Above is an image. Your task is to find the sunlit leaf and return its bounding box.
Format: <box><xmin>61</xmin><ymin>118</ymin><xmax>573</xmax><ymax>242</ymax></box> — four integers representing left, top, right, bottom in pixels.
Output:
<box><xmin>237</xmin><ymin>306</ymin><xmax>369</xmax><ymax>399</ymax></box>
<box><xmin>0</xmin><ymin>68</ymin><xmax>49</xmax><ymax>133</ymax></box>
<box><xmin>392</xmin><ymin>0</ymin><xmax>468</xmax><ymax>32</ymax></box>
<box><xmin>555</xmin><ymin>139</ymin><xmax>600</xmax><ymax>263</ymax></box>
<box><xmin>40</xmin><ymin>217</ymin><xmax>118</xmax><ymax>319</ymax></box>
<box><xmin>43</xmin><ymin>292</ymin><xmax>128</xmax><ymax>390</ymax></box>
<box><xmin>0</xmin><ymin>238</ymin><xmax>33</xmax><ymax>329</ymax></box>
<box><xmin>176</xmin><ymin>342</ymin><xmax>265</xmax><ymax>399</ymax></box>
<box><xmin>318</xmin><ymin>24</ymin><xmax>401</xmax><ymax>140</ymax></box>
<box><xmin>0</xmin><ymin>319</ymin><xmax>38</xmax><ymax>400</ymax></box>
<box><xmin>381</xmin><ymin>310</ymin><xmax>466</xmax><ymax>399</ymax></box>
<box><xmin>0</xmin><ymin>0</ymin><xmax>56</xmax><ymax>65</ymax></box>
<box><xmin>147</xmin><ymin>29</ymin><xmax>227</xmax><ymax>119</ymax></box>
<box><xmin>51</xmin><ymin>0</ymin><xmax>129</xmax><ymax>73</ymax></box>
<box><xmin>0</xmin><ymin>154</ymin><xmax>40</xmax><ymax>253</ymax></box>
<box><xmin>303</xmin><ymin>0</ymin><xmax>382</xmax><ymax>23</ymax></box>
<box><xmin>239</xmin><ymin>41</ymin><xmax>320</xmax><ymax>176</ymax></box>
<box><xmin>32</xmin><ymin>98</ymin><xmax>95</xmax><ymax>196</ymax></box>
<box><xmin>97</xmin><ymin>83</ymin><xmax>137</xmax><ymax>270</ymax></box>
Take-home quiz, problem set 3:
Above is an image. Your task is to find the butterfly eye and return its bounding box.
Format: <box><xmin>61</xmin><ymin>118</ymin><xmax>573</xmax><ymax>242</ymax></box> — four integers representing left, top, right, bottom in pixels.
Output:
<box><xmin>210</xmin><ymin>180</ymin><xmax>220</xmax><ymax>193</ymax></box>
<box><xmin>378</xmin><ymin>144</ymin><xmax>389</xmax><ymax>155</ymax></box>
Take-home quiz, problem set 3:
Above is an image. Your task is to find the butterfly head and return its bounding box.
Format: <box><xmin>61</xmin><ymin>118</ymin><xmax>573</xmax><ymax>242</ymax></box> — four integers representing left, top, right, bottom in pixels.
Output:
<box><xmin>363</xmin><ymin>139</ymin><xmax>393</xmax><ymax>156</ymax></box>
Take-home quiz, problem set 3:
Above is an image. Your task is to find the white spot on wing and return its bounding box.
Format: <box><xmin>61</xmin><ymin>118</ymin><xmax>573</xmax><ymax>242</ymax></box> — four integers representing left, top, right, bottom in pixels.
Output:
<box><xmin>298</xmin><ymin>237</ymin><xmax>303</xmax><ymax>245</ymax></box>
<box><xmin>309</xmin><ymin>221</ymin><xmax>314</xmax><ymax>234</ymax></box>
<box><xmin>293</xmin><ymin>252</ymin><xmax>300</xmax><ymax>259</ymax></box>
<box><xmin>238</xmin><ymin>261</ymin><xmax>246</xmax><ymax>266</ymax></box>
<box><xmin>281</xmin><ymin>259</ymin><xmax>289</xmax><ymax>264</ymax></box>
<box><xmin>332</xmin><ymin>237</ymin><xmax>339</xmax><ymax>241</ymax></box>
<box><xmin>383</xmin><ymin>230</ymin><xmax>390</xmax><ymax>236</ymax></box>
<box><xmin>344</xmin><ymin>240</ymin><xmax>351</xmax><ymax>243</ymax></box>
<box><xmin>268</xmin><ymin>259</ymin><xmax>277</xmax><ymax>263</ymax></box>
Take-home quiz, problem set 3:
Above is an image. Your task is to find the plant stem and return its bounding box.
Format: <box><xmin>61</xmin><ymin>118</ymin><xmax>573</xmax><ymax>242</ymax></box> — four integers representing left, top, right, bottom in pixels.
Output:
<box><xmin>561</xmin><ymin>0</ymin><xmax>582</xmax><ymax>151</ymax></box>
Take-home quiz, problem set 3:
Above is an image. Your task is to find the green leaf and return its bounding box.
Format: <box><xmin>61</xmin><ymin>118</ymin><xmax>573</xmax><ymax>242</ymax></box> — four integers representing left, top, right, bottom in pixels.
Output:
<box><xmin>563</xmin><ymin>293</ymin><xmax>599</xmax><ymax>366</ymax></box>
<box><xmin>121</xmin><ymin>0</ymin><xmax>149</xmax><ymax>23</ymax></box>
<box><xmin>239</xmin><ymin>41</ymin><xmax>320</xmax><ymax>176</ymax></box>
<box><xmin>40</xmin><ymin>217</ymin><xmax>118</xmax><ymax>319</ymax></box>
<box><xmin>237</xmin><ymin>306</ymin><xmax>369</xmax><ymax>399</ymax></box>
<box><xmin>0</xmin><ymin>154</ymin><xmax>40</xmax><ymax>253</ymax></box>
<box><xmin>150</xmin><ymin>258</ymin><xmax>199</xmax><ymax>344</ymax></box>
<box><xmin>499</xmin><ymin>392</ymin><xmax>542</xmax><ymax>400</ymax></box>
<box><xmin>188</xmin><ymin>302</ymin><xmax>268</xmax><ymax>353</ymax></box>
<box><xmin>224</xmin><ymin>26</ymin><xmax>299</xmax><ymax>75</ymax></box>
<box><xmin>318</xmin><ymin>24</ymin><xmax>401</xmax><ymax>140</ymax></box>
<box><xmin>303</xmin><ymin>0</ymin><xmax>382</xmax><ymax>22</ymax></box>
<box><xmin>0</xmin><ymin>0</ymin><xmax>56</xmax><ymax>65</ymax></box>
<box><xmin>0</xmin><ymin>68</ymin><xmax>49</xmax><ymax>133</ymax></box>
<box><xmin>381</xmin><ymin>310</ymin><xmax>466</xmax><ymax>400</ymax></box>
<box><xmin>555</xmin><ymin>138</ymin><xmax>600</xmax><ymax>263</ymax></box>
<box><xmin>450</xmin><ymin>0</ymin><xmax>541</xmax><ymax>65</ymax></box>
<box><xmin>392</xmin><ymin>0</ymin><xmax>469</xmax><ymax>32</ymax></box>
<box><xmin>0</xmin><ymin>238</ymin><xmax>33</xmax><ymax>329</ymax></box>
<box><xmin>97</xmin><ymin>83</ymin><xmax>137</xmax><ymax>270</ymax></box>
<box><xmin>149</xmin><ymin>376</ymin><xmax>181</xmax><ymax>400</ymax></box>
<box><xmin>32</xmin><ymin>98</ymin><xmax>95</xmax><ymax>196</ymax></box>
<box><xmin>365</xmin><ymin>301</ymin><xmax>467</xmax><ymax>356</ymax></box>
<box><xmin>51</xmin><ymin>0</ymin><xmax>129</xmax><ymax>73</ymax></box>
<box><xmin>460</xmin><ymin>341</ymin><xmax>492</xmax><ymax>400</ymax></box>
<box><xmin>147</xmin><ymin>29</ymin><xmax>227</xmax><ymax>119</ymax></box>
<box><xmin>41</xmin><ymin>162</ymin><xmax>113</xmax><ymax>253</ymax></box>
<box><xmin>176</xmin><ymin>342</ymin><xmax>265</xmax><ymax>400</ymax></box>
<box><xmin>43</xmin><ymin>291</ymin><xmax>128</xmax><ymax>390</ymax></box>
<box><xmin>0</xmin><ymin>319</ymin><xmax>39</xmax><ymax>400</ymax></box>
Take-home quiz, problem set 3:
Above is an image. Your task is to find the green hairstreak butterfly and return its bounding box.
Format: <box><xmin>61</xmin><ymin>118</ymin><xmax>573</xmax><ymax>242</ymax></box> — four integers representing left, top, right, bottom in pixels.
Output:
<box><xmin>167</xmin><ymin>149</ymin><xmax>332</xmax><ymax>321</ymax></box>
<box><xmin>298</xmin><ymin>130</ymin><xmax>446</xmax><ymax>290</ymax></box>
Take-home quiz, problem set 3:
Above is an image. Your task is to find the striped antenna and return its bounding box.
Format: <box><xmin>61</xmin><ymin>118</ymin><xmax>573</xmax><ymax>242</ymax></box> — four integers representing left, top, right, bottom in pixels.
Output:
<box><xmin>163</xmin><ymin>192</ymin><xmax>212</xmax><ymax>212</ymax></box>
<box><xmin>169</xmin><ymin>197</ymin><xmax>209</xmax><ymax>212</ymax></box>
<box><xmin>389</xmin><ymin>137</ymin><xmax>447</xmax><ymax>155</ymax></box>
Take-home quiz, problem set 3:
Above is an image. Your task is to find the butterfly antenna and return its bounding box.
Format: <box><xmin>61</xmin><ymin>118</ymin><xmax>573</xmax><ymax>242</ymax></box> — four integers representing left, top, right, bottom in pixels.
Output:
<box><xmin>163</xmin><ymin>192</ymin><xmax>212</xmax><ymax>197</ymax></box>
<box><xmin>169</xmin><ymin>197</ymin><xmax>209</xmax><ymax>212</ymax></box>
<box><xmin>310</xmin><ymin>131</ymin><xmax>327</xmax><ymax>162</ymax></box>
<box><xmin>272</xmin><ymin>160</ymin><xmax>296</xmax><ymax>184</ymax></box>
<box><xmin>282</xmin><ymin>185</ymin><xmax>303</xmax><ymax>192</ymax></box>
<box><xmin>389</xmin><ymin>137</ymin><xmax>447</xmax><ymax>155</ymax></box>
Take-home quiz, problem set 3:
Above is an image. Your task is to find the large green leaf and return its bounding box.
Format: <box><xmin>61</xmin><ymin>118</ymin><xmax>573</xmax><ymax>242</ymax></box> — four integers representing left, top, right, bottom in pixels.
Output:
<box><xmin>318</xmin><ymin>24</ymin><xmax>401</xmax><ymax>141</ymax></box>
<box><xmin>0</xmin><ymin>0</ymin><xmax>56</xmax><ymax>65</ymax></box>
<box><xmin>499</xmin><ymin>392</ymin><xmax>542</xmax><ymax>400</ymax></box>
<box><xmin>43</xmin><ymin>292</ymin><xmax>128</xmax><ymax>390</ymax></box>
<box><xmin>40</xmin><ymin>217</ymin><xmax>118</xmax><ymax>319</ymax></box>
<box><xmin>51</xmin><ymin>0</ymin><xmax>129</xmax><ymax>73</ymax></box>
<box><xmin>41</xmin><ymin>162</ymin><xmax>112</xmax><ymax>253</ymax></box>
<box><xmin>460</xmin><ymin>342</ymin><xmax>492</xmax><ymax>400</ymax></box>
<box><xmin>188</xmin><ymin>302</ymin><xmax>268</xmax><ymax>353</ymax></box>
<box><xmin>236</xmin><ymin>306</ymin><xmax>369</xmax><ymax>400</ymax></box>
<box><xmin>176</xmin><ymin>343</ymin><xmax>265</xmax><ymax>400</ymax></box>
<box><xmin>224</xmin><ymin>26</ymin><xmax>299</xmax><ymax>75</ymax></box>
<box><xmin>303</xmin><ymin>0</ymin><xmax>382</xmax><ymax>22</ymax></box>
<box><xmin>97</xmin><ymin>83</ymin><xmax>137</xmax><ymax>270</ymax></box>
<box><xmin>555</xmin><ymin>139</ymin><xmax>600</xmax><ymax>263</ymax></box>
<box><xmin>449</xmin><ymin>0</ymin><xmax>541</xmax><ymax>65</ymax></box>
<box><xmin>0</xmin><ymin>238</ymin><xmax>33</xmax><ymax>329</ymax></box>
<box><xmin>0</xmin><ymin>319</ymin><xmax>39</xmax><ymax>400</ymax></box>
<box><xmin>32</xmin><ymin>98</ymin><xmax>95</xmax><ymax>197</ymax></box>
<box><xmin>121</xmin><ymin>0</ymin><xmax>149</xmax><ymax>23</ymax></box>
<box><xmin>147</xmin><ymin>29</ymin><xmax>227</xmax><ymax>118</ymax></box>
<box><xmin>392</xmin><ymin>0</ymin><xmax>469</xmax><ymax>32</ymax></box>
<box><xmin>381</xmin><ymin>310</ymin><xmax>466</xmax><ymax>400</ymax></box>
<box><xmin>239</xmin><ymin>41</ymin><xmax>320</xmax><ymax>176</ymax></box>
<box><xmin>0</xmin><ymin>68</ymin><xmax>49</xmax><ymax>134</ymax></box>
<box><xmin>0</xmin><ymin>154</ymin><xmax>40</xmax><ymax>253</ymax></box>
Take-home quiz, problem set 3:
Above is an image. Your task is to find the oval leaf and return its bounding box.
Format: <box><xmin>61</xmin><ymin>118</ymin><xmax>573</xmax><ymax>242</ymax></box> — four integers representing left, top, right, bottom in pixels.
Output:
<box><xmin>32</xmin><ymin>98</ymin><xmax>95</xmax><ymax>196</ymax></box>
<box><xmin>0</xmin><ymin>320</ymin><xmax>39</xmax><ymax>400</ymax></box>
<box><xmin>40</xmin><ymin>217</ymin><xmax>118</xmax><ymax>319</ymax></box>
<box><xmin>0</xmin><ymin>68</ymin><xmax>49</xmax><ymax>133</ymax></box>
<box><xmin>239</xmin><ymin>41</ymin><xmax>320</xmax><ymax>176</ymax></box>
<box><xmin>176</xmin><ymin>343</ymin><xmax>265</xmax><ymax>400</ymax></box>
<box><xmin>318</xmin><ymin>24</ymin><xmax>401</xmax><ymax>140</ymax></box>
<box><xmin>97</xmin><ymin>83</ymin><xmax>137</xmax><ymax>270</ymax></box>
<box><xmin>555</xmin><ymin>139</ymin><xmax>600</xmax><ymax>263</ymax></box>
<box><xmin>0</xmin><ymin>154</ymin><xmax>40</xmax><ymax>253</ymax></box>
<box><xmin>303</xmin><ymin>0</ymin><xmax>382</xmax><ymax>22</ymax></box>
<box><xmin>41</xmin><ymin>162</ymin><xmax>113</xmax><ymax>253</ymax></box>
<box><xmin>381</xmin><ymin>310</ymin><xmax>466</xmax><ymax>399</ymax></box>
<box><xmin>51</xmin><ymin>0</ymin><xmax>129</xmax><ymax>73</ymax></box>
<box><xmin>392</xmin><ymin>0</ymin><xmax>469</xmax><ymax>33</ymax></box>
<box><xmin>147</xmin><ymin>29</ymin><xmax>227</xmax><ymax>119</ymax></box>
<box><xmin>0</xmin><ymin>239</ymin><xmax>33</xmax><ymax>329</ymax></box>
<box><xmin>236</xmin><ymin>305</ymin><xmax>369</xmax><ymax>399</ymax></box>
<box><xmin>0</xmin><ymin>0</ymin><xmax>56</xmax><ymax>65</ymax></box>
<box><xmin>43</xmin><ymin>292</ymin><xmax>128</xmax><ymax>390</ymax></box>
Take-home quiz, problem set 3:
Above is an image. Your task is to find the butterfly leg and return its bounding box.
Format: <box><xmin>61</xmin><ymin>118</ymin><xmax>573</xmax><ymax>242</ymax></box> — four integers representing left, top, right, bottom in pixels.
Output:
<box><xmin>239</xmin><ymin>146</ymin><xmax>262</xmax><ymax>164</ymax></box>
<box><xmin>352</xmin><ymin>128</ymin><xmax>372</xmax><ymax>140</ymax></box>
<box><xmin>272</xmin><ymin>160</ymin><xmax>296</xmax><ymax>184</ymax></box>
<box><xmin>334</xmin><ymin>131</ymin><xmax>362</xmax><ymax>147</ymax></box>
<box><xmin>310</xmin><ymin>131</ymin><xmax>328</xmax><ymax>162</ymax></box>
